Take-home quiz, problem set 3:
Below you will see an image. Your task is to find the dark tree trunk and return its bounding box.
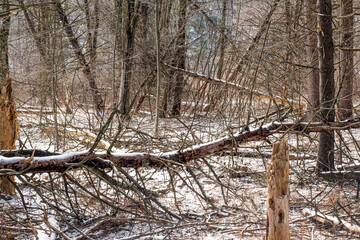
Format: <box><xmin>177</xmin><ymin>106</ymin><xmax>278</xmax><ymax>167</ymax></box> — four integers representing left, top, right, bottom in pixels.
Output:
<box><xmin>317</xmin><ymin>0</ymin><xmax>335</xmax><ymax>172</ymax></box>
<box><xmin>339</xmin><ymin>0</ymin><xmax>354</xmax><ymax>120</ymax></box>
<box><xmin>171</xmin><ymin>0</ymin><xmax>187</xmax><ymax>116</ymax></box>
<box><xmin>305</xmin><ymin>0</ymin><xmax>320</xmax><ymax>120</ymax></box>
<box><xmin>119</xmin><ymin>0</ymin><xmax>137</xmax><ymax>115</ymax></box>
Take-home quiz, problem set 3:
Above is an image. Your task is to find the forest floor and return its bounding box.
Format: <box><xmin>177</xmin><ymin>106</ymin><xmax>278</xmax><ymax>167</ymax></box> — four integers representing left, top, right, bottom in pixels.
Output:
<box><xmin>1</xmin><ymin>108</ymin><xmax>360</xmax><ymax>239</ymax></box>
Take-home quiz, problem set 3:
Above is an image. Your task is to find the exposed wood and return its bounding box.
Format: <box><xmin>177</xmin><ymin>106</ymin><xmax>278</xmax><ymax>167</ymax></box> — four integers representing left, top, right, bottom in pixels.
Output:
<box><xmin>302</xmin><ymin>208</ymin><xmax>360</xmax><ymax>234</ymax></box>
<box><xmin>266</xmin><ymin>140</ymin><xmax>290</xmax><ymax>240</ymax></box>
<box><xmin>0</xmin><ymin>0</ymin><xmax>16</xmax><ymax>194</ymax></box>
<box><xmin>0</xmin><ymin>78</ymin><xmax>17</xmax><ymax>194</ymax></box>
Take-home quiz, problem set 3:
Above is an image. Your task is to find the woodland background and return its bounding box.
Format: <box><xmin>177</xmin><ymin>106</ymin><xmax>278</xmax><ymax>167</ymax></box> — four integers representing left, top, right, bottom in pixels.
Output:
<box><xmin>0</xmin><ymin>0</ymin><xmax>359</xmax><ymax>239</ymax></box>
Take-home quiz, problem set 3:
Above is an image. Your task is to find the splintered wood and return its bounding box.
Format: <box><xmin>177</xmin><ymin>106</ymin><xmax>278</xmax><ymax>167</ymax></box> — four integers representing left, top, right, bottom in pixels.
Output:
<box><xmin>266</xmin><ymin>140</ymin><xmax>289</xmax><ymax>240</ymax></box>
<box><xmin>0</xmin><ymin>77</ymin><xmax>18</xmax><ymax>194</ymax></box>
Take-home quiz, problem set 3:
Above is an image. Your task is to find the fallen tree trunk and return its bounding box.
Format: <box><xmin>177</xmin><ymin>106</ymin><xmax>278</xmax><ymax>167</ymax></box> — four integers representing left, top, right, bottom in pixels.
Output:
<box><xmin>320</xmin><ymin>171</ymin><xmax>360</xmax><ymax>181</ymax></box>
<box><xmin>2</xmin><ymin>119</ymin><xmax>360</xmax><ymax>174</ymax></box>
<box><xmin>163</xmin><ymin>64</ymin><xmax>304</xmax><ymax>110</ymax></box>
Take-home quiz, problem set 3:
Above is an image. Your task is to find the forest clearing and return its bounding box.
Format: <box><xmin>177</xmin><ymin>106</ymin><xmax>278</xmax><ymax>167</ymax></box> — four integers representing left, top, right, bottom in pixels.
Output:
<box><xmin>0</xmin><ymin>0</ymin><xmax>360</xmax><ymax>239</ymax></box>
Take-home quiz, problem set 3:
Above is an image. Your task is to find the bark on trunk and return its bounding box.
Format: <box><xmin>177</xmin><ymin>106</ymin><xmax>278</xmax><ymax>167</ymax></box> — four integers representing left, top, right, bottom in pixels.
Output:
<box><xmin>305</xmin><ymin>0</ymin><xmax>320</xmax><ymax>121</ymax></box>
<box><xmin>266</xmin><ymin>140</ymin><xmax>290</xmax><ymax>240</ymax></box>
<box><xmin>119</xmin><ymin>0</ymin><xmax>137</xmax><ymax>114</ymax></box>
<box><xmin>339</xmin><ymin>0</ymin><xmax>354</xmax><ymax>120</ymax></box>
<box><xmin>113</xmin><ymin>0</ymin><xmax>122</xmax><ymax>110</ymax></box>
<box><xmin>317</xmin><ymin>0</ymin><xmax>335</xmax><ymax>172</ymax></box>
<box><xmin>171</xmin><ymin>0</ymin><xmax>187</xmax><ymax>116</ymax></box>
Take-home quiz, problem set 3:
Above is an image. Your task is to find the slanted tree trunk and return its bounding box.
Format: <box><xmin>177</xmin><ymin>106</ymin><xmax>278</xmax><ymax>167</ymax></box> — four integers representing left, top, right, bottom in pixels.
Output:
<box><xmin>317</xmin><ymin>0</ymin><xmax>335</xmax><ymax>172</ymax></box>
<box><xmin>0</xmin><ymin>1</ymin><xmax>17</xmax><ymax>194</ymax></box>
<box><xmin>305</xmin><ymin>0</ymin><xmax>320</xmax><ymax>120</ymax></box>
<box><xmin>171</xmin><ymin>0</ymin><xmax>187</xmax><ymax>116</ymax></box>
<box><xmin>19</xmin><ymin>0</ymin><xmax>72</xmax><ymax>114</ymax></box>
<box><xmin>339</xmin><ymin>0</ymin><xmax>354</xmax><ymax>120</ymax></box>
<box><xmin>53</xmin><ymin>0</ymin><xmax>105</xmax><ymax>112</ymax></box>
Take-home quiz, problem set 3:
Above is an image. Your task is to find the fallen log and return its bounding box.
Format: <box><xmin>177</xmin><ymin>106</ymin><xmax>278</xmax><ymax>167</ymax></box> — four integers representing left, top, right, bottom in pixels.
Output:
<box><xmin>2</xmin><ymin>119</ymin><xmax>360</xmax><ymax>174</ymax></box>
<box><xmin>163</xmin><ymin>64</ymin><xmax>305</xmax><ymax>110</ymax></box>
<box><xmin>319</xmin><ymin>171</ymin><xmax>360</xmax><ymax>181</ymax></box>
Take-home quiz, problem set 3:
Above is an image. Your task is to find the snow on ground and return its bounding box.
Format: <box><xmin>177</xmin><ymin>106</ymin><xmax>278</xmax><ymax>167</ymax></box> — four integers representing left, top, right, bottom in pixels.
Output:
<box><xmin>0</xmin><ymin>109</ymin><xmax>358</xmax><ymax>239</ymax></box>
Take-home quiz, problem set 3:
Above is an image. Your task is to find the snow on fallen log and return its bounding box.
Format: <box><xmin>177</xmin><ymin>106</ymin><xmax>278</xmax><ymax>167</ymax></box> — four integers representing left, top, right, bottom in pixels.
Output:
<box><xmin>2</xmin><ymin>119</ymin><xmax>360</xmax><ymax>174</ymax></box>
<box><xmin>302</xmin><ymin>208</ymin><xmax>360</xmax><ymax>234</ymax></box>
<box><xmin>0</xmin><ymin>122</ymin><xmax>280</xmax><ymax>173</ymax></box>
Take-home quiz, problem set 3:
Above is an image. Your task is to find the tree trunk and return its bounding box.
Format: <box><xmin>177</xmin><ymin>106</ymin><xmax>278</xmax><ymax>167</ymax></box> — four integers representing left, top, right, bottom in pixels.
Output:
<box><xmin>266</xmin><ymin>140</ymin><xmax>290</xmax><ymax>240</ymax></box>
<box><xmin>84</xmin><ymin>0</ymin><xmax>99</xmax><ymax>65</ymax></box>
<box><xmin>216</xmin><ymin>0</ymin><xmax>227</xmax><ymax>80</ymax></box>
<box><xmin>317</xmin><ymin>0</ymin><xmax>335</xmax><ymax>172</ymax></box>
<box><xmin>0</xmin><ymin>0</ymin><xmax>17</xmax><ymax>194</ymax></box>
<box><xmin>171</xmin><ymin>0</ymin><xmax>187</xmax><ymax>116</ymax></box>
<box><xmin>119</xmin><ymin>0</ymin><xmax>137</xmax><ymax>115</ymax></box>
<box><xmin>112</xmin><ymin>0</ymin><xmax>122</xmax><ymax>110</ymax></box>
<box><xmin>305</xmin><ymin>0</ymin><xmax>320</xmax><ymax>120</ymax></box>
<box><xmin>339</xmin><ymin>0</ymin><xmax>354</xmax><ymax>120</ymax></box>
<box><xmin>154</xmin><ymin>0</ymin><xmax>161</xmax><ymax>133</ymax></box>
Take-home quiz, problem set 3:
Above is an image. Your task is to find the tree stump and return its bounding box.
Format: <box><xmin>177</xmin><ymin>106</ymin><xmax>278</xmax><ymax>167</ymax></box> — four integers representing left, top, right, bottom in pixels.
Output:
<box><xmin>0</xmin><ymin>78</ymin><xmax>18</xmax><ymax>194</ymax></box>
<box><xmin>266</xmin><ymin>140</ymin><xmax>289</xmax><ymax>240</ymax></box>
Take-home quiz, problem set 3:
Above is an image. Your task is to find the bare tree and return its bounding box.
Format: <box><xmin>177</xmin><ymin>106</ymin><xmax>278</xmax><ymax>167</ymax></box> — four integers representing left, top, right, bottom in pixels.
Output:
<box><xmin>317</xmin><ymin>0</ymin><xmax>335</xmax><ymax>172</ymax></box>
